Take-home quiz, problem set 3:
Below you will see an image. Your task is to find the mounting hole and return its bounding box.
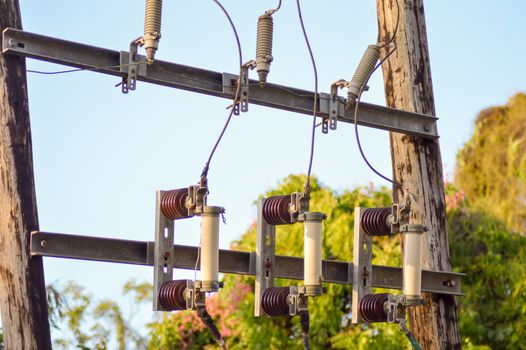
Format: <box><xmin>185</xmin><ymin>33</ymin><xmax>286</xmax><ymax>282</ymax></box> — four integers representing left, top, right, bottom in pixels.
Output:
<box><xmin>17</xmin><ymin>42</ymin><xmax>25</xmax><ymax>49</ymax></box>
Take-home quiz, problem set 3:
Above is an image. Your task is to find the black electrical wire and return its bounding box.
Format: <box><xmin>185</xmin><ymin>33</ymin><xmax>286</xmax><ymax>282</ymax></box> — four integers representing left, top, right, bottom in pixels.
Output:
<box><xmin>399</xmin><ymin>321</ymin><xmax>423</xmax><ymax>350</ymax></box>
<box><xmin>272</xmin><ymin>0</ymin><xmax>282</xmax><ymax>13</ymax></box>
<box><xmin>193</xmin><ymin>4</ymin><xmax>242</xmax><ymax>345</ymax></box>
<box><xmin>209</xmin><ymin>0</ymin><xmax>243</xmax><ymax>73</ymax></box>
<box><xmin>26</xmin><ymin>62</ymin><xmax>146</xmax><ymax>75</ymax></box>
<box><xmin>353</xmin><ymin>47</ymin><xmax>403</xmax><ymax>189</ymax></box>
<box><xmin>200</xmin><ymin>0</ymin><xmax>244</xmax><ymax>181</ymax></box>
<box><xmin>299</xmin><ymin>310</ymin><xmax>311</xmax><ymax>350</ymax></box>
<box><xmin>197</xmin><ymin>305</ymin><xmax>228</xmax><ymax>350</ymax></box>
<box><xmin>296</xmin><ymin>0</ymin><xmax>319</xmax><ymax>196</ymax></box>
<box><xmin>194</xmin><ymin>5</ymin><xmax>243</xmax><ymax>340</ymax></box>
<box><xmin>353</xmin><ymin>0</ymin><xmax>403</xmax><ymax>189</ymax></box>
<box><xmin>27</xmin><ymin>67</ymin><xmax>87</xmax><ymax>74</ymax></box>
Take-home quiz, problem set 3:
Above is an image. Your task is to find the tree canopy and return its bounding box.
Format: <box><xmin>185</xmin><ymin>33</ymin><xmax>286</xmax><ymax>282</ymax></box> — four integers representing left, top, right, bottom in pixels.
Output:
<box><xmin>455</xmin><ymin>92</ymin><xmax>526</xmax><ymax>234</ymax></box>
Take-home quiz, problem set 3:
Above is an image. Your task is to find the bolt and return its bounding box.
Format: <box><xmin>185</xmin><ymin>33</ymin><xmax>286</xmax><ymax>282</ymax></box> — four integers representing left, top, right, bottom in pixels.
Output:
<box><xmin>7</xmin><ymin>39</ymin><xmax>16</xmax><ymax>47</ymax></box>
<box><xmin>423</xmin><ymin>124</ymin><xmax>431</xmax><ymax>132</ymax></box>
<box><xmin>40</xmin><ymin>240</ymin><xmax>47</xmax><ymax>248</ymax></box>
<box><xmin>444</xmin><ymin>280</ymin><xmax>456</xmax><ymax>287</ymax></box>
<box><xmin>164</xmin><ymin>251</ymin><xmax>170</xmax><ymax>260</ymax></box>
<box><xmin>265</xmin><ymin>260</ymin><xmax>273</xmax><ymax>268</ymax></box>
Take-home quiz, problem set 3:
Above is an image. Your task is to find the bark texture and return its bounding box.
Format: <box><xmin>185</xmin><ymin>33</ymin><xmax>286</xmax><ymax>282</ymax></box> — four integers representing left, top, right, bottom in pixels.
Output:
<box><xmin>0</xmin><ymin>1</ymin><xmax>52</xmax><ymax>349</ymax></box>
<box><xmin>376</xmin><ymin>0</ymin><xmax>461</xmax><ymax>349</ymax></box>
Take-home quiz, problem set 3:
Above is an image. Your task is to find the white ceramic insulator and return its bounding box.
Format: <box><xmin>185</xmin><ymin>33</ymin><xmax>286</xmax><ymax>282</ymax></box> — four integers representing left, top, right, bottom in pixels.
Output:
<box><xmin>200</xmin><ymin>207</ymin><xmax>221</xmax><ymax>283</ymax></box>
<box><xmin>403</xmin><ymin>232</ymin><xmax>422</xmax><ymax>302</ymax></box>
<box><xmin>304</xmin><ymin>218</ymin><xmax>323</xmax><ymax>287</ymax></box>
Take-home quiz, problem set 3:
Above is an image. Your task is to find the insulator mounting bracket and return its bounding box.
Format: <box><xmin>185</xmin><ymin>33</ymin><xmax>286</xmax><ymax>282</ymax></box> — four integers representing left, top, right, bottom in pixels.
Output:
<box><xmin>326</xmin><ymin>79</ymin><xmax>349</xmax><ymax>133</ymax></box>
<box><xmin>120</xmin><ymin>37</ymin><xmax>147</xmax><ymax>94</ymax></box>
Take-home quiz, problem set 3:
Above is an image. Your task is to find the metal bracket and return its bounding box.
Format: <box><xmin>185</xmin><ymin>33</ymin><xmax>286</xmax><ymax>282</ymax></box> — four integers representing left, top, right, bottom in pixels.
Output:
<box><xmin>220</xmin><ymin>61</ymin><xmax>255</xmax><ymax>116</ymax></box>
<box><xmin>187</xmin><ymin>184</ymin><xmax>208</xmax><ymax>216</ymax></box>
<box><xmin>326</xmin><ymin>80</ymin><xmax>349</xmax><ymax>133</ymax></box>
<box><xmin>238</xmin><ymin>61</ymin><xmax>256</xmax><ymax>115</ymax></box>
<box><xmin>254</xmin><ymin>198</ymin><xmax>276</xmax><ymax>317</ymax></box>
<box><xmin>390</xmin><ymin>201</ymin><xmax>410</xmax><ymax>234</ymax></box>
<box><xmin>290</xmin><ymin>192</ymin><xmax>309</xmax><ymax>222</ymax></box>
<box><xmin>386</xmin><ymin>294</ymin><xmax>407</xmax><ymax>323</ymax></box>
<box><xmin>120</xmin><ymin>37</ymin><xmax>146</xmax><ymax>94</ymax></box>
<box><xmin>352</xmin><ymin>207</ymin><xmax>373</xmax><ymax>324</ymax></box>
<box><xmin>185</xmin><ymin>280</ymin><xmax>219</xmax><ymax>310</ymax></box>
<box><xmin>390</xmin><ymin>195</ymin><xmax>427</xmax><ymax>234</ymax></box>
<box><xmin>399</xmin><ymin>224</ymin><xmax>428</xmax><ymax>233</ymax></box>
<box><xmin>153</xmin><ymin>191</ymin><xmax>175</xmax><ymax>311</ymax></box>
<box><xmin>287</xmin><ymin>286</ymin><xmax>309</xmax><ymax>316</ymax></box>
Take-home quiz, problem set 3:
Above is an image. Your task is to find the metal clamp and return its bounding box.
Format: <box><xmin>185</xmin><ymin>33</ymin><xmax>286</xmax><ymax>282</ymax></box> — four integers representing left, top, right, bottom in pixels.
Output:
<box><xmin>185</xmin><ymin>280</ymin><xmax>206</xmax><ymax>310</ymax></box>
<box><xmin>291</xmin><ymin>192</ymin><xmax>309</xmax><ymax>221</ymax></box>
<box><xmin>237</xmin><ymin>60</ymin><xmax>256</xmax><ymax>115</ymax></box>
<box><xmin>185</xmin><ymin>280</ymin><xmax>223</xmax><ymax>310</ymax></box>
<box><xmin>399</xmin><ymin>224</ymin><xmax>428</xmax><ymax>234</ymax></box>
<box><xmin>390</xmin><ymin>195</ymin><xmax>427</xmax><ymax>234</ymax></box>
<box><xmin>385</xmin><ymin>294</ymin><xmax>407</xmax><ymax>323</ymax></box>
<box><xmin>326</xmin><ymin>79</ymin><xmax>349</xmax><ymax>133</ymax></box>
<box><xmin>287</xmin><ymin>286</ymin><xmax>309</xmax><ymax>316</ymax></box>
<box><xmin>288</xmin><ymin>285</ymin><xmax>324</xmax><ymax>316</ymax></box>
<box><xmin>187</xmin><ymin>184</ymin><xmax>208</xmax><ymax>216</ymax></box>
<box><xmin>120</xmin><ymin>37</ymin><xmax>146</xmax><ymax>94</ymax></box>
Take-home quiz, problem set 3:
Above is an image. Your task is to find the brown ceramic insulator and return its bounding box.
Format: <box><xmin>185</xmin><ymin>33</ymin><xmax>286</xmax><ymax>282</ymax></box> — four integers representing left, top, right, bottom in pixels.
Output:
<box><xmin>358</xmin><ymin>293</ymin><xmax>389</xmax><ymax>323</ymax></box>
<box><xmin>160</xmin><ymin>188</ymin><xmax>193</xmax><ymax>220</ymax></box>
<box><xmin>261</xmin><ymin>287</ymin><xmax>290</xmax><ymax>316</ymax></box>
<box><xmin>158</xmin><ymin>280</ymin><xmax>188</xmax><ymax>311</ymax></box>
<box><xmin>262</xmin><ymin>195</ymin><xmax>293</xmax><ymax>225</ymax></box>
<box><xmin>360</xmin><ymin>207</ymin><xmax>391</xmax><ymax>236</ymax></box>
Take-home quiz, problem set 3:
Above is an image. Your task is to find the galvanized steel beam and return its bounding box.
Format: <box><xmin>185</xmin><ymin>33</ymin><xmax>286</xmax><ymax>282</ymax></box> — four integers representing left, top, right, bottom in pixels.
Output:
<box><xmin>2</xmin><ymin>28</ymin><xmax>438</xmax><ymax>138</ymax></box>
<box><xmin>31</xmin><ymin>231</ymin><xmax>462</xmax><ymax>296</ymax></box>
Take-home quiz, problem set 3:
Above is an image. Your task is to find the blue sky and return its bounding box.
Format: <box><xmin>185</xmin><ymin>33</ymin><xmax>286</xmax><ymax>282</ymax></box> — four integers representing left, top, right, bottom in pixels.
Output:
<box><xmin>13</xmin><ymin>0</ymin><xmax>526</xmax><ymax>340</ymax></box>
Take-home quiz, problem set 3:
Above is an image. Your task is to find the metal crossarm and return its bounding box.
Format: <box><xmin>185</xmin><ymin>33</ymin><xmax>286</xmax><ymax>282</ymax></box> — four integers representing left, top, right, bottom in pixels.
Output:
<box><xmin>2</xmin><ymin>28</ymin><xmax>438</xmax><ymax>139</ymax></box>
<box><xmin>30</xmin><ymin>231</ymin><xmax>463</xmax><ymax>296</ymax></box>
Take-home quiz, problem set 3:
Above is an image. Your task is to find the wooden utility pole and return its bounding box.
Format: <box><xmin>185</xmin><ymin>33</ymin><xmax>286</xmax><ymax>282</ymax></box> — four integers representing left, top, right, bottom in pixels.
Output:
<box><xmin>0</xmin><ymin>1</ymin><xmax>52</xmax><ymax>349</ymax></box>
<box><xmin>376</xmin><ymin>0</ymin><xmax>461</xmax><ymax>349</ymax></box>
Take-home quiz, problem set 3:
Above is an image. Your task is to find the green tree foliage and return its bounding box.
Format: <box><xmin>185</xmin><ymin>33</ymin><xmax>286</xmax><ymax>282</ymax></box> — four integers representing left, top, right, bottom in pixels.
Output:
<box><xmin>455</xmin><ymin>92</ymin><xmax>526</xmax><ymax>234</ymax></box>
<box><xmin>448</xmin><ymin>205</ymin><xmax>526</xmax><ymax>349</ymax></box>
<box><xmin>47</xmin><ymin>279</ymin><xmax>149</xmax><ymax>349</ymax></box>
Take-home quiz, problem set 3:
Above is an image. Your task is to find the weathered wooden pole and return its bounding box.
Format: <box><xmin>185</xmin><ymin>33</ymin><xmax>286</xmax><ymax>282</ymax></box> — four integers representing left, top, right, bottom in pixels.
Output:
<box><xmin>376</xmin><ymin>0</ymin><xmax>461</xmax><ymax>349</ymax></box>
<box><xmin>0</xmin><ymin>1</ymin><xmax>52</xmax><ymax>348</ymax></box>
